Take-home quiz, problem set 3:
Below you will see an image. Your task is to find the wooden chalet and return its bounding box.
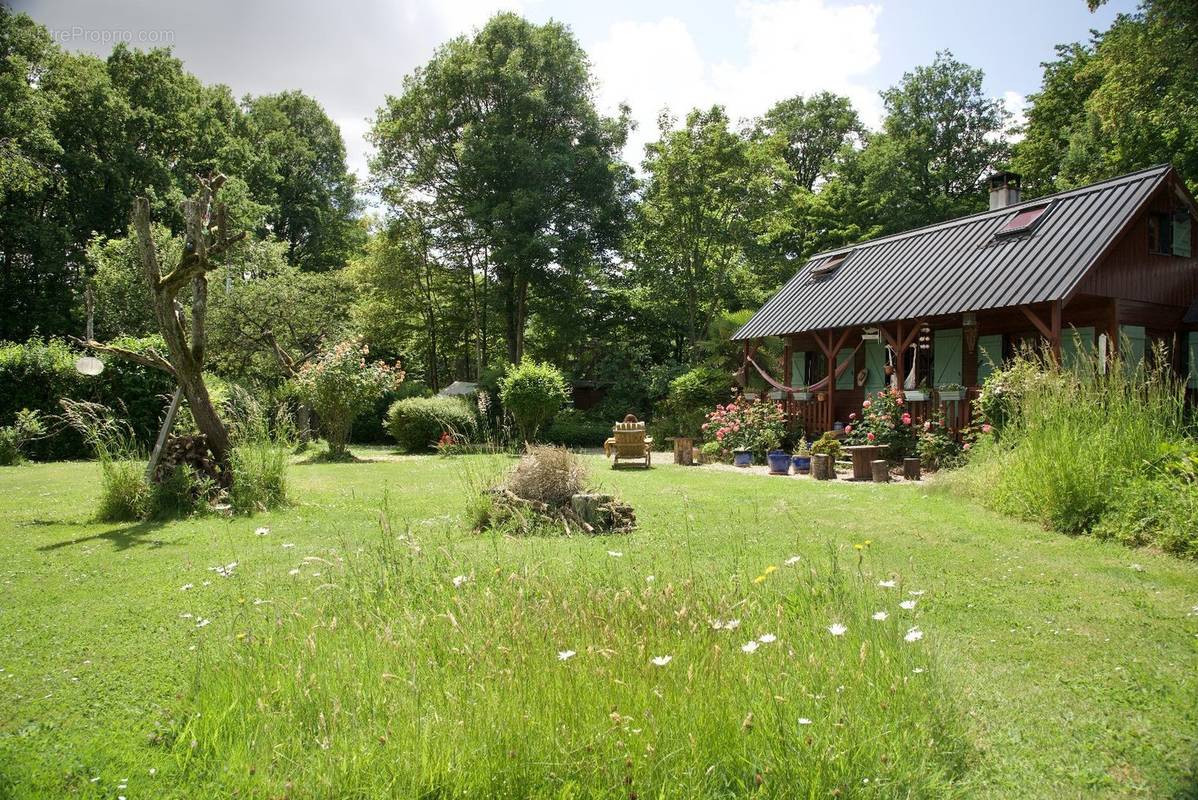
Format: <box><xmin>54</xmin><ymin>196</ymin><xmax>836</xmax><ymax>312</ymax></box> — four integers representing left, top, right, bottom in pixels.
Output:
<box><xmin>732</xmin><ymin>165</ymin><xmax>1198</xmax><ymax>435</ymax></box>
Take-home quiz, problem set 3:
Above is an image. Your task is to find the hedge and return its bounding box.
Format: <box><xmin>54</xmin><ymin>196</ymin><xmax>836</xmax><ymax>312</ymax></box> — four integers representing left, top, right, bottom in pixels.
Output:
<box><xmin>0</xmin><ymin>337</ymin><xmax>174</xmax><ymax>460</ymax></box>
<box><xmin>385</xmin><ymin>396</ymin><xmax>477</xmax><ymax>452</ymax></box>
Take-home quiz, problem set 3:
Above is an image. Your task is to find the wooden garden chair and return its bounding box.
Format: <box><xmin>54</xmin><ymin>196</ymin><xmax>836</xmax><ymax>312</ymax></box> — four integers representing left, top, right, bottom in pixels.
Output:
<box><xmin>609</xmin><ymin>421</ymin><xmax>652</xmax><ymax>469</ymax></box>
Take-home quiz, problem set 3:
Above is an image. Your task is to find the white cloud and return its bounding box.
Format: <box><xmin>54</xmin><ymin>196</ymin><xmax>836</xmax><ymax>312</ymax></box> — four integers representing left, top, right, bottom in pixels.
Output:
<box><xmin>1002</xmin><ymin>90</ymin><xmax>1028</xmax><ymax>143</ymax></box>
<box><xmin>590</xmin><ymin>0</ymin><xmax>884</xmax><ymax>165</ymax></box>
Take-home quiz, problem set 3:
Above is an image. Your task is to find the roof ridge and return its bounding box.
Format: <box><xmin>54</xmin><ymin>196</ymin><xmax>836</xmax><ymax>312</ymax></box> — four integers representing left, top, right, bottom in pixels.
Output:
<box><xmin>809</xmin><ymin>163</ymin><xmax>1172</xmax><ymax>263</ymax></box>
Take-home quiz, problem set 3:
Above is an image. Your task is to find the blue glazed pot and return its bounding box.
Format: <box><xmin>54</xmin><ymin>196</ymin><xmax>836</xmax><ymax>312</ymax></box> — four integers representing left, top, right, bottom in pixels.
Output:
<box><xmin>792</xmin><ymin>454</ymin><xmax>811</xmax><ymax>474</ymax></box>
<box><xmin>833</xmin><ymin>421</ymin><xmax>845</xmax><ymax>432</ymax></box>
<box><xmin>733</xmin><ymin>450</ymin><xmax>753</xmax><ymax>468</ymax></box>
<box><xmin>767</xmin><ymin>450</ymin><xmax>791</xmax><ymax>474</ymax></box>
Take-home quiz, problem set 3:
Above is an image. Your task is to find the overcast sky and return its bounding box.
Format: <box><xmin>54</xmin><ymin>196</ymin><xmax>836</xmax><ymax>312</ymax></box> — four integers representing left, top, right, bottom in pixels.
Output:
<box><xmin>12</xmin><ymin>0</ymin><xmax>1137</xmax><ymax>182</ymax></box>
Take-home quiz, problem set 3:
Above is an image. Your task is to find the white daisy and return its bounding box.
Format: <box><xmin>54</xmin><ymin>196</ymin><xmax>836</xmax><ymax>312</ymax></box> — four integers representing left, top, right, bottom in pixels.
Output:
<box><xmin>180</xmin><ymin>583</ymin><xmax>193</xmax><ymax>591</ymax></box>
<box><xmin>650</xmin><ymin>655</ymin><xmax>672</xmax><ymax>666</ymax></box>
<box><xmin>645</xmin><ymin>575</ymin><xmax>655</xmax><ymax>583</ymax></box>
<box><xmin>209</xmin><ymin>562</ymin><xmax>238</xmax><ymax>578</ymax></box>
<box><xmin>784</xmin><ymin>555</ymin><xmax>802</xmax><ymax>566</ymax></box>
<box><xmin>288</xmin><ymin>568</ymin><xmax>300</xmax><ymax>576</ymax></box>
<box><xmin>724</xmin><ymin>618</ymin><xmax>741</xmax><ymax>630</ymax></box>
<box><xmin>282</xmin><ymin>543</ymin><xmax>296</xmax><ymax>549</ymax></box>
<box><xmin>452</xmin><ymin>575</ymin><xmax>469</xmax><ymax>588</ymax></box>
<box><xmin>878</xmin><ymin>579</ymin><xmax>897</xmax><ymax>588</ymax></box>
<box><xmin>900</xmin><ymin>600</ymin><xmax>917</xmax><ymax>610</ymax></box>
<box><xmin>195</xmin><ymin>618</ymin><xmax>211</xmax><ymax>628</ymax></box>
<box><xmin>557</xmin><ymin>650</ymin><xmax>576</xmax><ymax>661</ymax></box>
<box><xmin>254</xmin><ymin>526</ymin><xmax>270</xmax><ymax>536</ymax></box>
<box><xmin>607</xmin><ymin>550</ymin><xmax>623</xmax><ymax>558</ymax></box>
<box><xmin>798</xmin><ymin>717</ymin><xmax>813</xmax><ymax>725</ymax></box>
<box><xmin>871</xmin><ymin>611</ymin><xmax>888</xmax><ymax>621</ymax></box>
<box><xmin>179</xmin><ymin>613</ymin><xmax>193</xmax><ymax>619</ymax></box>
<box><xmin>828</xmin><ymin>623</ymin><xmax>847</xmax><ymax>636</ymax></box>
<box><xmin>908</xmin><ymin>590</ymin><xmax>925</xmax><ymax>596</ymax></box>
<box><xmin>904</xmin><ymin>627</ymin><xmax>924</xmax><ymax>642</ymax></box>
<box><xmin>912</xmin><ymin>667</ymin><xmax>926</xmax><ymax>674</ymax></box>
<box><xmin>758</xmin><ymin>633</ymin><xmax>777</xmax><ymax>644</ymax></box>
<box><xmin>741</xmin><ymin>641</ymin><xmax>760</xmax><ymax>654</ymax></box>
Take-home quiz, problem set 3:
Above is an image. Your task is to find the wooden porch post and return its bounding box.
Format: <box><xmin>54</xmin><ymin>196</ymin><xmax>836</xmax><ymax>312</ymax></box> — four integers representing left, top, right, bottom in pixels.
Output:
<box><xmin>782</xmin><ymin>338</ymin><xmax>793</xmax><ymax>418</ymax></box>
<box><xmin>1020</xmin><ymin>303</ymin><xmax>1063</xmax><ymax>364</ymax></box>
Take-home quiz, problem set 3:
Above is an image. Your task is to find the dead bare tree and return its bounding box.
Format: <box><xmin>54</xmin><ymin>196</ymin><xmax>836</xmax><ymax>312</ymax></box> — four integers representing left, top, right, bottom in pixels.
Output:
<box><xmin>85</xmin><ymin>175</ymin><xmax>245</xmax><ymax>463</ymax></box>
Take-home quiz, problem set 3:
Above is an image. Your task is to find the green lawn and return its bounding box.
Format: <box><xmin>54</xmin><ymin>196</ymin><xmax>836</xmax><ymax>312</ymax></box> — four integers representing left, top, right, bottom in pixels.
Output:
<box><xmin>1</xmin><ymin>451</ymin><xmax>1196</xmax><ymax>798</ymax></box>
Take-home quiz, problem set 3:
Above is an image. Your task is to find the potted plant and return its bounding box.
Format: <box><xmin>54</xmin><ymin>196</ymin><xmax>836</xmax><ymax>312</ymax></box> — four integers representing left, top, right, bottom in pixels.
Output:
<box><xmin>904</xmin><ymin>382</ymin><xmax>930</xmax><ymax>402</ymax></box>
<box><xmin>795</xmin><ymin>390</ymin><xmax>813</xmax><ymax>402</ymax></box>
<box><xmin>791</xmin><ymin>436</ymin><xmax>812</xmax><ymax>474</ymax></box>
<box><xmin>733</xmin><ymin>448</ymin><xmax>754</xmax><ymax>467</ymax></box>
<box><xmin>938</xmin><ymin>383</ymin><xmax>966</xmax><ymax>401</ymax></box>
<box><xmin>767</xmin><ymin>444</ymin><xmax>791</xmax><ymax>474</ymax></box>
<box><xmin>702</xmin><ymin>398</ymin><xmax>786</xmax><ymax>469</ymax></box>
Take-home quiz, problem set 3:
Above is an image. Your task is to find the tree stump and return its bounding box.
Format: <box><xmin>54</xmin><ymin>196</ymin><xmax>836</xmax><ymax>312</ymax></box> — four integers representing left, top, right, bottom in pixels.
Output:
<box><xmin>871</xmin><ymin>459</ymin><xmax>889</xmax><ymax>483</ymax></box>
<box><xmin>812</xmin><ymin>453</ymin><xmax>831</xmax><ymax>480</ymax></box>
<box><xmin>673</xmin><ymin>437</ymin><xmax>693</xmax><ymax>465</ymax></box>
<box><xmin>903</xmin><ymin>457</ymin><xmax>921</xmax><ymax>481</ymax></box>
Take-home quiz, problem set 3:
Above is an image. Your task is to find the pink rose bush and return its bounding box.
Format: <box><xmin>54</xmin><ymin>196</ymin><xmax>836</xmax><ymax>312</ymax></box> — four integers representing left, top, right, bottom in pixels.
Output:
<box><xmin>702</xmin><ymin>398</ymin><xmax>786</xmax><ymax>460</ymax></box>
<box><xmin>843</xmin><ymin>388</ymin><xmax>918</xmax><ymax>459</ymax></box>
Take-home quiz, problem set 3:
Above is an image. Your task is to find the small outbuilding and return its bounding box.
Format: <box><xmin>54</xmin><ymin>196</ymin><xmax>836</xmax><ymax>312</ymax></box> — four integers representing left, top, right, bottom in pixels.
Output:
<box><xmin>733</xmin><ymin>165</ymin><xmax>1198</xmax><ymax>434</ymax></box>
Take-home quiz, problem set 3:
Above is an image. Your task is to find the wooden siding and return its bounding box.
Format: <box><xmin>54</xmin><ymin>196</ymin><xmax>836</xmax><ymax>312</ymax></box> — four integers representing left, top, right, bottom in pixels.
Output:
<box><xmin>1076</xmin><ymin>182</ymin><xmax>1198</xmax><ymax>308</ymax></box>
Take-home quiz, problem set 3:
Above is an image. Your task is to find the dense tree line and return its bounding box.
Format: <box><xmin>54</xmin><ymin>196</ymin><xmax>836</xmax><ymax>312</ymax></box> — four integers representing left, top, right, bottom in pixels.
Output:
<box><xmin>2</xmin><ymin>1</ymin><xmax>1193</xmax><ymax>428</ymax></box>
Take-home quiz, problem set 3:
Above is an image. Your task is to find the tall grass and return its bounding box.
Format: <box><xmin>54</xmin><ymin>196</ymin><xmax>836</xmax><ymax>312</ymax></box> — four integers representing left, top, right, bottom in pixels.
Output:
<box><xmin>174</xmin><ymin>521</ymin><xmax>967</xmax><ymax>797</ymax></box>
<box><xmin>942</xmin><ymin>345</ymin><xmax>1193</xmax><ymax>541</ymax></box>
<box><xmin>60</xmin><ymin>399</ymin><xmax>152</xmax><ymax>521</ymax></box>
<box><xmin>226</xmin><ymin>386</ymin><xmax>294</xmax><ymax>514</ymax></box>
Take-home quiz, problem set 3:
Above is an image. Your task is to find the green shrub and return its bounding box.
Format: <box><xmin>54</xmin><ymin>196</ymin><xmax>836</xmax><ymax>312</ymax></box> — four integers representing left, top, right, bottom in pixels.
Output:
<box><xmin>656</xmin><ymin>367</ymin><xmax>732</xmax><ymax>438</ymax></box>
<box><xmin>545</xmin><ymin>409</ymin><xmax>611</xmax><ymax>448</ymax></box>
<box><xmin>0</xmin><ymin>409</ymin><xmax>46</xmax><ymax>466</ymax></box>
<box><xmin>352</xmin><ymin>380</ymin><xmax>434</xmax><ymax>444</ymax></box>
<box><xmin>918</xmin><ymin>422</ymin><xmax>964</xmax><ymax>472</ymax></box>
<box><xmin>386</xmin><ymin>396</ymin><xmax>477</xmax><ymax>453</ymax></box>
<box><xmin>1094</xmin><ymin>476</ymin><xmax>1198</xmax><ymax>558</ymax></box>
<box><xmin>811</xmin><ymin>432</ymin><xmax>842</xmax><ymax>461</ymax></box>
<box><xmin>498</xmin><ymin>360</ymin><xmax>570</xmax><ymax>442</ymax></box>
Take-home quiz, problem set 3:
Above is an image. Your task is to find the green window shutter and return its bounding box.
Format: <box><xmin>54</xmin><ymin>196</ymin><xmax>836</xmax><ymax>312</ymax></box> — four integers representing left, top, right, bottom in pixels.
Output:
<box><xmin>1121</xmin><ymin>325</ymin><xmax>1146</xmax><ymax>369</ymax></box>
<box><xmin>863</xmin><ymin>340</ymin><xmax>885</xmax><ymax>391</ymax></box>
<box><xmin>1173</xmin><ymin>213</ymin><xmax>1192</xmax><ymax>257</ymax></box>
<box><xmin>933</xmin><ymin>328</ymin><xmax>963</xmax><ymax>387</ymax></box>
<box><xmin>1060</xmin><ymin>326</ymin><xmax>1095</xmax><ymax>371</ymax></box>
<box><xmin>789</xmin><ymin>352</ymin><xmax>807</xmax><ymax>386</ymax></box>
<box><xmin>976</xmin><ymin>334</ymin><xmax>1003</xmax><ymax>385</ymax></box>
<box><xmin>836</xmin><ymin>348</ymin><xmax>854</xmax><ymax>390</ymax></box>
<box><xmin>1189</xmin><ymin>333</ymin><xmax>1198</xmax><ymax>389</ymax></box>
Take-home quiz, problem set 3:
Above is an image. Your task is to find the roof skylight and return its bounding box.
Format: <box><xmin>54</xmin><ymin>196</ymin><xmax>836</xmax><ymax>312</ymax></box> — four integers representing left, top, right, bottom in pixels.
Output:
<box><xmin>996</xmin><ymin>204</ymin><xmax>1050</xmax><ymax>236</ymax></box>
<box><xmin>810</xmin><ymin>251</ymin><xmax>850</xmax><ymax>278</ymax></box>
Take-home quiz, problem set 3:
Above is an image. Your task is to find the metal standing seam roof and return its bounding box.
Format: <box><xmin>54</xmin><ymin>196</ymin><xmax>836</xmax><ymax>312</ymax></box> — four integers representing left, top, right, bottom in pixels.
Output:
<box><xmin>733</xmin><ymin>164</ymin><xmax>1173</xmax><ymax>340</ymax></box>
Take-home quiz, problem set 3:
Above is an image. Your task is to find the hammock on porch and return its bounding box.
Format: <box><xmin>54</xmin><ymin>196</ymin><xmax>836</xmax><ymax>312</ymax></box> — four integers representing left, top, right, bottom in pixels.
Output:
<box><xmin>745</xmin><ymin>339</ymin><xmax>865</xmax><ymax>394</ymax></box>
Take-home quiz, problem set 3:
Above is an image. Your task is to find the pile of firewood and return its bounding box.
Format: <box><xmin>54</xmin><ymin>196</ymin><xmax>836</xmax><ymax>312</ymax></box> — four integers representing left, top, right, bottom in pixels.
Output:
<box><xmin>153</xmin><ymin>433</ymin><xmax>229</xmax><ymax>489</ymax></box>
<box><xmin>482</xmin><ymin>488</ymin><xmax>636</xmax><ymax>536</ymax></box>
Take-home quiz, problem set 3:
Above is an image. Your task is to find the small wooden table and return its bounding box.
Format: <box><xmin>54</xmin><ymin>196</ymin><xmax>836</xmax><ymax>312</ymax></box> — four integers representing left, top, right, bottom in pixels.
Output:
<box><xmin>844</xmin><ymin>444</ymin><xmax>887</xmax><ymax>481</ymax></box>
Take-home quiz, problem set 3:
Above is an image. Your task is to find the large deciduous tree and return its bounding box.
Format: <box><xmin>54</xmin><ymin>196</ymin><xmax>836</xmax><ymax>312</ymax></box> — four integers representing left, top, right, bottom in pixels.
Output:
<box><xmin>1016</xmin><ymin>0</ymin><xmax>1198</xmax><ymax>194</ymax></box>
<box><xmin>370</xmin><ymin>12</ymin><xmax>632</xmax><ymax>364</ymax></box>
<box><xmin>632</xmin><ymin>107</ymin><xmax>753</xmax><ymax>359</ymax></box>
<box><xmin>243</xmin><ymin>91</ymin><xmax>364</xmax><ymax>271</ymax></box>
<box><xmin>863</xmin><ymin>51</ymin><xmax>1010</xmax><ymax>233</ymax></box>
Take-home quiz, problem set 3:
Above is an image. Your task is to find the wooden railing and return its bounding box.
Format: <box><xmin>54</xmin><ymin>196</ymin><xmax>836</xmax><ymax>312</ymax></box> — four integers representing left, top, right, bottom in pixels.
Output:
<box><xmin>788</xmin><ymin>390</ymin><xmax>978</xmax><ymax>438</ymax></box>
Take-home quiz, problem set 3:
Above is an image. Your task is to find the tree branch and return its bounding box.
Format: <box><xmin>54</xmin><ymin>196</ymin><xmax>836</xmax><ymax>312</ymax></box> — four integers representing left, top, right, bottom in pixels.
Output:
<box><xmin>75</xmin><ymin>338</ymin><xmax>177</xmax><ymax>377</ymax></box>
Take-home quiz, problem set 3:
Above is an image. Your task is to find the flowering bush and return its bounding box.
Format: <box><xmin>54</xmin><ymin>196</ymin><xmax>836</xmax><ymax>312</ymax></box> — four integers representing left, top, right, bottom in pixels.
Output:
<box><xmin>843</xmin><ymin>388</ymin><xmax>918</xmax><ymax>459</ymax></box>
<box><xmin>294</xmin><ymin>339</ymin><xmax>404</xmax><ymax>459</ymax></box>
<box><xmin>702</xmin><ymin>398</ymin><xmax>785</xmax><ymax>459</ymax></box>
